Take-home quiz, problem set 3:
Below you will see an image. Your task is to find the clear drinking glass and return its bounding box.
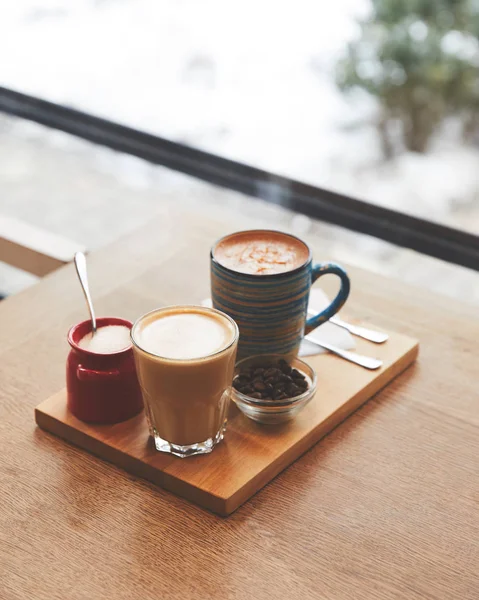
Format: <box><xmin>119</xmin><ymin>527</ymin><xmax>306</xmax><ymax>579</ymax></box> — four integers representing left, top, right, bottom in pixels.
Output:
<box><xmin>131</xmin><ymin>306</ymin><xmax>239</xmax><ymax>458</ymax></box>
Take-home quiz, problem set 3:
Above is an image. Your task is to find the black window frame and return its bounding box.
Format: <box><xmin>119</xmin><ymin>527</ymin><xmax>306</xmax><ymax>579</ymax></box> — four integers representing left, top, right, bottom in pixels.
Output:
<box><xmin>1</xmin><ymin>85</ymin><xmax>479</xmax><ymax>272</ymax></box>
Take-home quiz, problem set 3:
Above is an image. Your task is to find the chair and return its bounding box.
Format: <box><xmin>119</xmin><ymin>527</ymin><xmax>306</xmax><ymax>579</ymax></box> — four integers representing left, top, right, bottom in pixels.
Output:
<box><xmin>0</xmin><ymin>215</ymin><xmax>85</xmax><ymax>280</ymax></box>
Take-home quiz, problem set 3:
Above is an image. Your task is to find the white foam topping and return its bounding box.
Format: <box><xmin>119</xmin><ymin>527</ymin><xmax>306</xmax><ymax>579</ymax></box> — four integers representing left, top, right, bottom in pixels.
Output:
<box><xmin>137</xmin><ymin>312</ymin><xmax>233</xmax><ymax>360</ymax></box>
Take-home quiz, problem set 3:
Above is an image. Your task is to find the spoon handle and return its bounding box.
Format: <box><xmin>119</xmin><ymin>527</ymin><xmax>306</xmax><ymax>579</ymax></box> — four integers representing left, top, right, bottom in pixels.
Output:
<box><xmin>74</xmin><ymin>252</ymin><xmax>97</xmax><ymax>334</ymax></box>
<box><xmin>330</xmin><ymin>316</ymin><xmax>389</xmax><ymax>344</ymax></box>
<box><xmin>305</xmin><ymin>335</ymin><xmax>383</xmax><ymax>370</ymax></box>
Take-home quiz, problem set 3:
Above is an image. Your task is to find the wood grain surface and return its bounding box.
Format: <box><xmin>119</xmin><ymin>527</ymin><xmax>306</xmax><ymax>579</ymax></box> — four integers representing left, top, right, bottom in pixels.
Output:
<box><xmin>0</xmin><ymin>210</ymin><xmax>478</xmax><ymax>600</ymax></box>
<box><xmin>35</xmin><ymin>326</ymin><xmax>417</xmax><ymax>515</ymax></box>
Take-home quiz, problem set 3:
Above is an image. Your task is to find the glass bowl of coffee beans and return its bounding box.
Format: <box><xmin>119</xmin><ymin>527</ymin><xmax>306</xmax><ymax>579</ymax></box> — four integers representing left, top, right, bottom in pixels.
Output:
<box><xmin>231</xmin><ymin>354</ymin><xmax>317</xmax><ymax>424</ymax></box>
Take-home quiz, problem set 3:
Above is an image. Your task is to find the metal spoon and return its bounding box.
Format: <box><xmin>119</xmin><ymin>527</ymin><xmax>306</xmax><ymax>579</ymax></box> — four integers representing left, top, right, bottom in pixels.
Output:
<box><xmin>307</xmin><ymin>310</ymin><xmax>388</xmax><ymax>344</ymax></box>
<box><xmin>305</xmin><ymin>334</ymin><xmax>383</xmax><ymax>370</ymax></box>
<box><xmin>330</xmin><ymin>316</ymin><xmax>389</xmax><ymax>343</ymax></box>
<box><xmin>74</xmin><ymin>252</ymin><xmax>97</xmax><ymax>335</ymax></box>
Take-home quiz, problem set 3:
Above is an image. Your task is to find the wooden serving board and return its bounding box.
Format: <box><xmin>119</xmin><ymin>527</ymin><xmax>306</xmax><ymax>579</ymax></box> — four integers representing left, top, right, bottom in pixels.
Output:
<box><xmin>35</xmin><ymin>328</ymin><xmax>418</xmax><ymax>516</ymax></box>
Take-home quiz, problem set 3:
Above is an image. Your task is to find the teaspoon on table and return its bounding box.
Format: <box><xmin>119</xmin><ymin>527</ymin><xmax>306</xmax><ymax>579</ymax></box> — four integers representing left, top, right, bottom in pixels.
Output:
<box><xmin>308</xmin><ymin>310</ymin><xmax>389</xmax><ymax>344</ymax></box>
<box><xmin>304</xmin><ymin>333</ymin><xmax>383</xmax><ymax>370</ymax></box>
<box><xmin>74</xmin><ymin>252</ymin><xmax>97</xmax><ymax>335</ymax></box>
<box><xmin>330</xmin><ymin>316</ymin><xmax>388</xmax><ymax>343</ymax></box>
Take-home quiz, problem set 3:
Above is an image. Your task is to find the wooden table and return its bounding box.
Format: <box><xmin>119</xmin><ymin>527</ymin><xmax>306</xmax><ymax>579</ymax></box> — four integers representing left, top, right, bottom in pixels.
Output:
<box><xmin>1</xmin><ymin>212</ymin><xmax>478</xmax><ymax>600</ymax></box>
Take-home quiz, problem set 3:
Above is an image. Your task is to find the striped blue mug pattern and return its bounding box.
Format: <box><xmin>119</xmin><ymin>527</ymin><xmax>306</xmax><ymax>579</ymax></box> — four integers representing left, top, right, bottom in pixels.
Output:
<box><xmin>211</xmin><ymin>230</ymin><xmax>350</xmax><ymax>359</ymax></box>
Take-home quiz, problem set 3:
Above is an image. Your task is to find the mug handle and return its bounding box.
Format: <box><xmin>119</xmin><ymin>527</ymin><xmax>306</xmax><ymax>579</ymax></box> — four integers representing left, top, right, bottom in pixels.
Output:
<box><xmin>77</xmin><ymin>365</ymin><xmax>121</xmax><ymax>382</ymax></box>
<box><xmin>304</xmin><ymin>263</ymin><xmax>350</xmax><ymax>335</ymax></box>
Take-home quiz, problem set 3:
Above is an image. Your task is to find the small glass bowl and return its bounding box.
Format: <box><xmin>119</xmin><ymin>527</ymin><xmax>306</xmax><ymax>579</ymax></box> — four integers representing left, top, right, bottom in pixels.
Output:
<box><xmin>231</xmin><ymin>354</ymin><xmax>317</xmax><ymax>425</ymax></box>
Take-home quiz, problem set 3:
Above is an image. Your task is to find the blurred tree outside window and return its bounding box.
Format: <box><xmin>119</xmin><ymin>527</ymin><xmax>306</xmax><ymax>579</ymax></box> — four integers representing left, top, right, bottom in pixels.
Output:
<box><xmin>337</xmin><ymin>0</ymin><xmax>479</xmax><ymax>157</ymax></box>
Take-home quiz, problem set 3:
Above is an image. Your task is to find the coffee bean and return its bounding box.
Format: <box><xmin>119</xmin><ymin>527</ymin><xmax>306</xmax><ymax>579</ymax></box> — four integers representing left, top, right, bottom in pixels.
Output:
<box><xmin>234</xmin><ymin>376</ymin><xmax>249</xmax><ymax>388</ymax></box>
<box><xmin>234</xmin><ymin>380</ymin><xmax>248</xmax><ymax>391</ymax></box>
<box><xmin>291</xmin><ymin>369</ymin><xmax>305</xmax><ymax>380</ymax></box>
<box><xmin>287</xmin><ymin>383</ymin><xmax>300</xmax><ymax>395</ymax></box>
<box><xmin>241</xmin><ymin>385</ymin><xmax>253</xmax><ymax>395</ymax></box>
<box><xmin>253</xmin><ymin>381</ymin><xmax>267</xmax><ymax>392</ymax></box>
<box><xmin>235</xmin><ymin>358</ymin><xmax>309</xmax><ymax>402</ymax></box>
<box><xmin>278</xmin><ymin>360</ymin><xmax>292</xmax><ymax>375</ymax></box>
<box><xmin>264</xmin><ymin>368</ymin><xmax>281</xmax><ymax>379</ymax></box>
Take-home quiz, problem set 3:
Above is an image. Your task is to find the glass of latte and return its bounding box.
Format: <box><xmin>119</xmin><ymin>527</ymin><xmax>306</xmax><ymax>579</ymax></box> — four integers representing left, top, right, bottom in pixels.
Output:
<box><xmin>131</xmin><ymin>305</ymin><xmax>239</xmax><ymax>458</ymax></box>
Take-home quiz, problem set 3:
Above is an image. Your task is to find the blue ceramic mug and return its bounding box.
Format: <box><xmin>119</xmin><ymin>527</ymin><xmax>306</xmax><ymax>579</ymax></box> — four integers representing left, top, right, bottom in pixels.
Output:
<box><xmin>211</xmin><ymin>230</ymin><xmax>350</xmax><ymax>359</ymax></box>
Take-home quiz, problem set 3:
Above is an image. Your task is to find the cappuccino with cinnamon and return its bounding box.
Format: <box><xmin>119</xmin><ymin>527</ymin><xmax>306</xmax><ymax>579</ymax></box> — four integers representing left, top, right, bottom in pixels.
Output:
<box><xmin>211</xmin><ymin>229</ymin><xmax>350</xmax><ymax>358</ymax></box>
<box><xmin>213</xmin><ymin>230</ymin><xmax>309</xmax><ymax>275</ymax></box>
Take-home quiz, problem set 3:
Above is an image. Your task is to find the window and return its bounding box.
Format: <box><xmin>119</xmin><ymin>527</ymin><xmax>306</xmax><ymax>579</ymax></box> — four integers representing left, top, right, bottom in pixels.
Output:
<box><xmin>1</xmin><ymin>1</ymin><xmax>478</xmax><ymax>299</ymax></box>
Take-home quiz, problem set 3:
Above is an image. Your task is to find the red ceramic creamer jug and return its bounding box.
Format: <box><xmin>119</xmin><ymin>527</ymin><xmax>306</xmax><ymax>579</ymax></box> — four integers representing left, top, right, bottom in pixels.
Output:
<box><xmin>66</xmin><ymin>317</ymin><xmax>143</xmax><ymax>424</ymax></box>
